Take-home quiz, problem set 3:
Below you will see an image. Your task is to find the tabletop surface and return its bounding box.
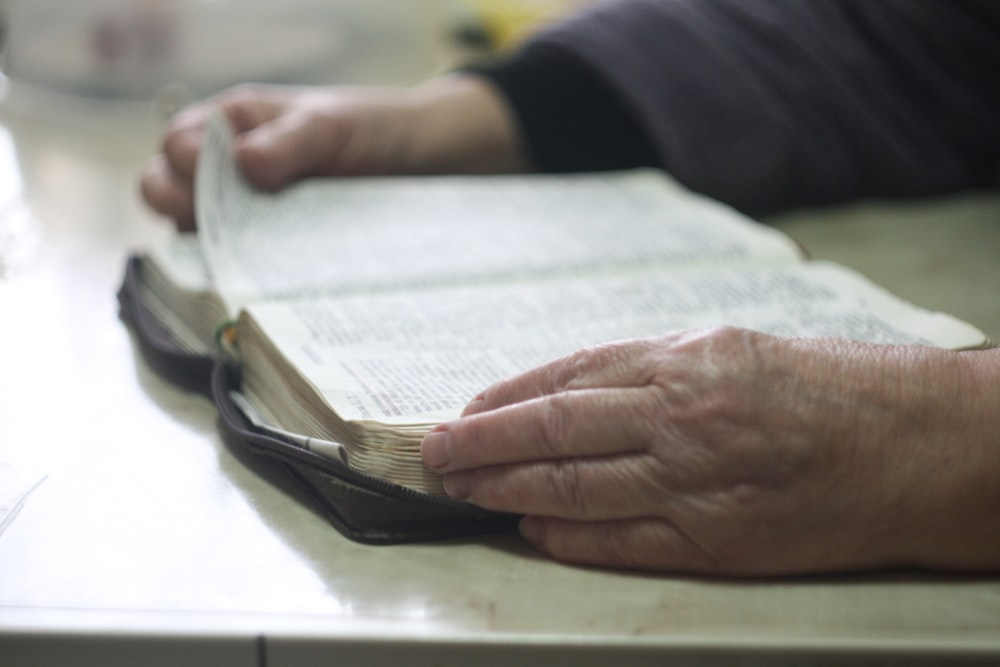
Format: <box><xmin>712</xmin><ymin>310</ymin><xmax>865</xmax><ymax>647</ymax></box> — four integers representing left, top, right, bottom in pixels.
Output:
<box><xmin>1</xmin><ymin>95</ymin><xmax>999</xmax><ymax>666</ymax></box>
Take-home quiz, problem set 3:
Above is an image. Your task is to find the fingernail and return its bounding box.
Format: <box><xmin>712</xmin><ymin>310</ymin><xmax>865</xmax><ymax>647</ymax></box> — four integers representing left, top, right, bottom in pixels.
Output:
<box><xmin>421</xmin><ymin>430</ymin><xmax>451</xmax><ymax>470</ymax></box>
<box><xmin>443</xmin><ymin>472</ymin><xmax>471</xmax><ymax>500</ymax></box>
<box><xmin>519</xmin><ymin>516</ymin><xmax>544</xmax><ymax>545</ymax></box>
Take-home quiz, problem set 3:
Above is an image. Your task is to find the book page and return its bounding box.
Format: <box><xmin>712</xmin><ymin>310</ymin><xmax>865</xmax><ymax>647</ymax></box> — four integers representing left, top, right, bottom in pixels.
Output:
<box><xmin>195</xmin><ymin>113</ymin><xmax>802</xmax><ymax>310</ymax></box>
<box><xmin>242</xmin><ymin>261</ymin><xmax>987</xmax><ymax>426</ymax></box>
<box><xmin>140</xmin><ymin>235</ymin><xmax>229</xmax><ymax>353</ymax></box>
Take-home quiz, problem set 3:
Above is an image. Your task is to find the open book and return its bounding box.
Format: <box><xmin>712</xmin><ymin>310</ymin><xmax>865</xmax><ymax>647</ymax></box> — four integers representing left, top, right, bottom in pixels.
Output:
<box><xmin>121</xmin><ymin>114</ymin><xmax>989</xmax><ymax>538</ymax></box>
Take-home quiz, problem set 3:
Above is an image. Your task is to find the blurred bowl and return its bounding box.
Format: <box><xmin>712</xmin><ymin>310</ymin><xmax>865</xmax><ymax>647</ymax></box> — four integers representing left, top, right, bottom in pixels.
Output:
<box><xmin>0</xmin><ymin>0</ymin><xmax>446</xmax><ymax>125</ymax></box>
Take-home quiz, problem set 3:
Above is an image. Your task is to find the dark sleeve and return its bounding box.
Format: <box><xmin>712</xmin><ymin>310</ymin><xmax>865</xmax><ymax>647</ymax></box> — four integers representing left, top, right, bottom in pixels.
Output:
<box><xmin>472</xmin><ymin>42</ymin><xmax>659</xmax><ymax>173</ymax></box>
<box><xmin>477</xmin><ymin>0</ymin><xmax>1000</xmax><ymax>216</ymax></box>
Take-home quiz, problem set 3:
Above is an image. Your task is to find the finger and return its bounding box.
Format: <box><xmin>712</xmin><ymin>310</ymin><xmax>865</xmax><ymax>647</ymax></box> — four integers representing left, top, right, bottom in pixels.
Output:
<box><xmin>138</xmin><ymin>155</ymin><xmax>196</xmax><ymax>229</ymax></box>
<box><xmin>518</xmin><ymin>516</ymin><xmax>721</xmax><ymax>574</ymax></box>
<box><xmin>422</xmin><ymin>386</ymin><xmax>660</xmax><ymax>473</ymax></box>
<box><xmin>234</xmin><ymin>108</ymin><xmax>346</xmax><ymax>191</ymax></box>
<box><xmin>462</xmin><ymin>338</ymin><xmax>665</xmax><ymax>418</ymax></box>
<box><xmin>161</xmin><ymin>87</ymin><xmax>291</xmax><ymax>184</ymax></box>
<box><xmin>160</xmin><ymin>118</ymin><xmax>204</xmax><ymax>184</ymax></box>
<box><xmin>214</xmin><ymin>85</ymin><xmax>296</xmax><ymax>133</ymax></box>
<box><xmin>441</xmin><ymin>454</ymin><xmax>664</xmax><ymax>520</ymax></box>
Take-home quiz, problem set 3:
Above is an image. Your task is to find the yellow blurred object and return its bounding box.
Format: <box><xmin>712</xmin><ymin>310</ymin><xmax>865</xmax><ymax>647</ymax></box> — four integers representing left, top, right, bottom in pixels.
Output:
<box><xmin>462</xmin><ymin>0</ymin><xmax>582</xmax><ymax>50</ymax></box>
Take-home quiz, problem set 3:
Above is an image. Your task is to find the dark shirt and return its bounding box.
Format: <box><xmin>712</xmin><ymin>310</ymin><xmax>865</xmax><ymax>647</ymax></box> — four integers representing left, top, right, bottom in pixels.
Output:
<box><xmin>477</xmin><ymin>0</ymin><xmax>1000</xmax><ymax>216</ymax></box>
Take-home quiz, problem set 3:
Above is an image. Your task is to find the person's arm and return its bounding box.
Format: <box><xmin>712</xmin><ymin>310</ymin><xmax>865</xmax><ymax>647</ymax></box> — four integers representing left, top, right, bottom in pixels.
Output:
<box><xmin>421</xmin><ymin>330</ymin><xmax>1000</xmax><ymax>575</ymax></box>
<box><xmin>142</xmin><ymin>0</ymin><xmax>1000</xmax><ymax>228</ymax></box>
<box><xmin>140</xmin><ymin>75</ymin><xmax>531</xmax><ymax>229</ymax></box>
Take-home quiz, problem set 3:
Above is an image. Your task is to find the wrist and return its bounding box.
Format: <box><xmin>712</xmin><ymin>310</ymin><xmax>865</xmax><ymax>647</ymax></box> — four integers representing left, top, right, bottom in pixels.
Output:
<box><xmin>875</xmin><ymin>347</ymin><xmax>1000</xmax><ymax>570</ymax></box>
<box><xmin>405</xmin><ymin>75</ymin><xmax>533</xmax><ymax>174</ymax></box>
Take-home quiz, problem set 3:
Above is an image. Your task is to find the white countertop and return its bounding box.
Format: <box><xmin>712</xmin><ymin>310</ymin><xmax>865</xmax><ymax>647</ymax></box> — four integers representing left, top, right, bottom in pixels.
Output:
<box><xmin>1</xmin><ymin>100</ymin><xmax>998</xmax><ymax>666</ymax></box>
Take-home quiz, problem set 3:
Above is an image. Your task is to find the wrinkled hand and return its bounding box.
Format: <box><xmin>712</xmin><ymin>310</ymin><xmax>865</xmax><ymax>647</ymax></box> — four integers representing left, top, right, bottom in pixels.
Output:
<box><xmin>421</xmin><ymin>327</ymin><xmax>1000</xmax><ymax>576</ymax></box>
<box><xmin>140</xmin><ymin>76</ymin><xmax>528</xmax><ymax>229</ymax></box>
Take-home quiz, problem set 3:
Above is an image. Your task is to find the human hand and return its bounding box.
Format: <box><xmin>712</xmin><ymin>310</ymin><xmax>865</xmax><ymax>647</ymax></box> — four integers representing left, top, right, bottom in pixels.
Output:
<box><xmin>139</xmin><ymin>75</ymin><xmax>529</xmax><ymax>230</ymax></box>
<box><xmin>421</xmin><ymin>327</ymin><xmax>1000</xmax><ymax>576</ymax></box>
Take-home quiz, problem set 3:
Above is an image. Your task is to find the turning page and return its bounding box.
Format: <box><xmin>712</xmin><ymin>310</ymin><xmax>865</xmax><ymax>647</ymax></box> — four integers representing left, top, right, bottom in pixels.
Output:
<box><xmin>194</xmin><ymin>113</ymin><xmax>802</xmax><ymax>310</ymax></box>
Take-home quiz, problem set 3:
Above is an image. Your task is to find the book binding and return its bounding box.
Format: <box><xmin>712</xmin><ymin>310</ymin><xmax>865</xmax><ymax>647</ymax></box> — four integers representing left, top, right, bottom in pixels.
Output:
<box><xmin>118</xmin><ymin>255</ymin><xmax>519</xmax><ymax>544</ymax></box>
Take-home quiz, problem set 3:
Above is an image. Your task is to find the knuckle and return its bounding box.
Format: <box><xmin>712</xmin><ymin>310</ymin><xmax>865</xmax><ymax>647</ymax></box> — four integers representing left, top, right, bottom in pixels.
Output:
<box><xmin>702</xmin><ymin>325</ymin><xmax>765</xmax><ymax>365</ymax></box>
<box><xmin>536</xmin><ymin>394</ymin><xmax>572</xmax><ymax>456</ymax></box>
<box><xmin>547</xmin><ymin>339</ymin><xmax>649</xmax><ymax>392</ymax></box>
<box><xmin>551</xmin><ymin>344</ymin><xmax>607</xmax><ymax>388</ymax></box>
<box><xmin>544</xmin><ymin>460</ymin><xmax>588</xmax><ymax>515</ymax></box>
